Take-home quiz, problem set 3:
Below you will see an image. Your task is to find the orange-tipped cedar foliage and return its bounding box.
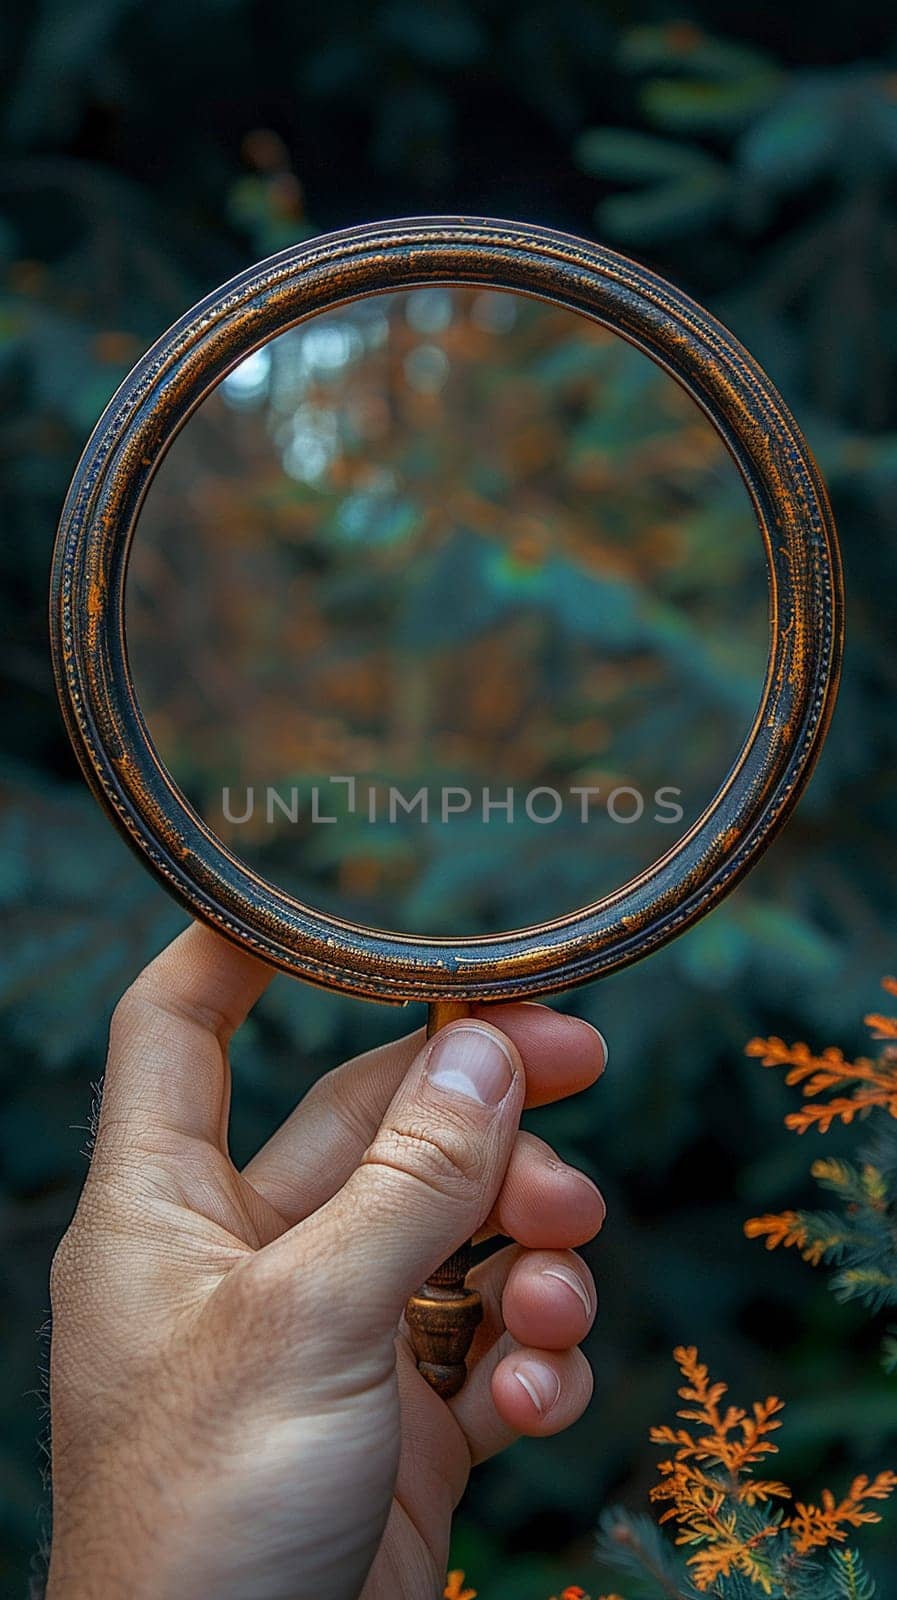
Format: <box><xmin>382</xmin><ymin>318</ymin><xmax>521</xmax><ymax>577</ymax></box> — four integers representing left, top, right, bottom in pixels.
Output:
<box><xmin>744</xmin><ymin>979</ymin><xmax>897</xmax><ymax>1368</ymax></box>
<box><xmin>446</xmin><ymin>995</ymin><xmax>897</xmax><ymax>1599</ymax></box>
<box><xmin>594</xmin><ymin>1347</ymin><xmax>893</xmax><ymax>1597</ymax></box>
<box><xmin>451</xmin><ymin>1348</ymin><xmax>894</xmax><ymax>1598</ymax></box>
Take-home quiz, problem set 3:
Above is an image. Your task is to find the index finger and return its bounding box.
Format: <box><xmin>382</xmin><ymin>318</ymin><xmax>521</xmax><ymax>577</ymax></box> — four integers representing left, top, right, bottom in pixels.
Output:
<box><xmin>96</xmin><ymin>922</ymin><xmax>274</xmax><ymax>1153</ymax></box>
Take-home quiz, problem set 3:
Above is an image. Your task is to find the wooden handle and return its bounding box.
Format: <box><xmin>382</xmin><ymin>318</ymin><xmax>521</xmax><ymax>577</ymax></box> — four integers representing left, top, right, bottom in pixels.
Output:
<box><xmin>404</xmin><ymin>1002</ymin><xmax>484</xmax><ymax>1399</ymax></box>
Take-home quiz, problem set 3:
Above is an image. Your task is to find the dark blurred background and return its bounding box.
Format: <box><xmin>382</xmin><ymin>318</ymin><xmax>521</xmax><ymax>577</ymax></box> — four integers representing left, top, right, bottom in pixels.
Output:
<box><xmin>2</xmin><ymin>4</ymin><xmax>897</xmax><ymax>1596</ymax></box>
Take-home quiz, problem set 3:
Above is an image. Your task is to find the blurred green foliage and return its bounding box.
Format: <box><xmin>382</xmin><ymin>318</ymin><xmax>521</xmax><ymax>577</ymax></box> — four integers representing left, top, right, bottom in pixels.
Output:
<box><xmin>1</xmin><ymin>4</ymin><xmax>896</xmax><ymax>1597</ymax></box>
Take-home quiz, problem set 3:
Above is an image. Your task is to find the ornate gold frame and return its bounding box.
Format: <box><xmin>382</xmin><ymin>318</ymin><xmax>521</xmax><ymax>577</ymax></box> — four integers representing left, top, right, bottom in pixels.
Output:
<box><xmin>49</xmin><ymin>216</ymin><xmax>843</xmax><ymax>1006</ymax></box>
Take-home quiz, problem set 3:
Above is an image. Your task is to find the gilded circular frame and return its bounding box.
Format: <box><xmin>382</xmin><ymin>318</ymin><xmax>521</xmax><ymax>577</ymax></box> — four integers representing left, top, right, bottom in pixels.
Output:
<box><xmin>50</xmin><ymin>216</ymin><xmax>843</xmax><ymax>1003</ymax></box>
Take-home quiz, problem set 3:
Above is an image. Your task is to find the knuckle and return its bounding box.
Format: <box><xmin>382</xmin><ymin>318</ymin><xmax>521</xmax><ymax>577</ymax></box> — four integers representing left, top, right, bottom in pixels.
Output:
<box><xmin>110</xmin><ymin>970</ymin><xmax>232</xmax><ymax>1049</ymax></box>
<box><xmin>108</xmin><ymin>986</ymin><xmax>137</xmax><ymax>1040</ymax></box>
<box><xmin>48</xmin><ymin>1232</ymin><xmax>74</xmax><ymax>1305</ymax></box>
<box><xmin>363</xmin><ymin>1119</ymin><xmax>481</xmax><ymax>1203</ymax></box>
<box><xmin>108</xmin><ymin>978</ymin><xmax>152</xmax><ymax>1046</ymax></box>
<box><xmin>48</xmin><ymin>1212</ymin><xmax>94</xmax><ymax>1308</ymax></box>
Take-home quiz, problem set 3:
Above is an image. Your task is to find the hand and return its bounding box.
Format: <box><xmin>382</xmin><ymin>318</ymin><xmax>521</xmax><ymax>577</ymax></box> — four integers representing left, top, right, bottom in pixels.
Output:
<box><xmin>47</xmin><ymin>924</ymin><xmax>606</xmax><ymax>1600</ymax></box>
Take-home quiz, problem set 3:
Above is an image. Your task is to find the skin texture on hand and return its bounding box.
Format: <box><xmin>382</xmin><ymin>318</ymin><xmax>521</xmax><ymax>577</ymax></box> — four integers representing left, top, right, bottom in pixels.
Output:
<box><xmin>46</xmin><ymin>924</ymin><xmax>606</xmax><ymax>1600</ymax></box>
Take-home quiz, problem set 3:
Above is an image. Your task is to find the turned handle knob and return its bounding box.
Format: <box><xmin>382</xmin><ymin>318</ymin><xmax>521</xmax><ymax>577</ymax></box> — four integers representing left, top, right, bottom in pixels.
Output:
<box><xmin>406</xmin><ymin>1241</ymin><xmax>483</xmax><ymax>1399</ymax></box>
<box><xmin>404</xmin><ymin>1002</ymin><xmax>483</xmax><ymax>1399</ymax></box>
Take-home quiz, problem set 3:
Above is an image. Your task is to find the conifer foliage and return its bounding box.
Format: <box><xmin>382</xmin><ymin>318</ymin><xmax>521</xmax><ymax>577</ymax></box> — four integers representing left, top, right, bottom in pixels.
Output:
<box><xmin>588</xmin><ymin>1346</ymin><xmax>894</xmax><ymax>1598</ymax></box>
<box><xmin>745</xmin><ymin>979</ymin><xmax>897</xmax><ymax>1370</ymax></box>
<box><xmin>448</xmin><ymin>1346</ymin><xmax>894</xmax><ymax>1598</ymax></box>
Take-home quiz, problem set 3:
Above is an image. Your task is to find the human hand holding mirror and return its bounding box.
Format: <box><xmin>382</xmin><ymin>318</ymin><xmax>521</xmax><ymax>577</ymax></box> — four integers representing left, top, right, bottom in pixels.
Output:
<box><xmin>50</xmin><ymin>219</ymin><xmax>842</xmax><ymax>1427</ymax></box>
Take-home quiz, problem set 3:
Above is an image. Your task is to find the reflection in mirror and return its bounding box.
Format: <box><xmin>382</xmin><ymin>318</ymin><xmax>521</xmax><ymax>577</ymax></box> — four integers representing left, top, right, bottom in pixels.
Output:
<box><xmin>128</xmin><ymin>288</ymin><xmax>767</xmax><ymax>937</ymax></box>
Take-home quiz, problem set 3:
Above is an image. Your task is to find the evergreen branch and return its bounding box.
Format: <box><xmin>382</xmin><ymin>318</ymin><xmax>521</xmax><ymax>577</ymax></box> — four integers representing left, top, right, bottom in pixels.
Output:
<box><xmin>827</xmin><ymin>1547</ymin><xmax>877</xmax><ymax>1599</ymax></box>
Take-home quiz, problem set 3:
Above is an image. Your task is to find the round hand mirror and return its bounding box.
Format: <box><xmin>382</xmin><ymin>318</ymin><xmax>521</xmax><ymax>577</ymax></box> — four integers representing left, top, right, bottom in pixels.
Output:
<box><xmin>50</xmin><ymin>216</ymin><xmax>843</xmax><ymax>1395</ymax></box>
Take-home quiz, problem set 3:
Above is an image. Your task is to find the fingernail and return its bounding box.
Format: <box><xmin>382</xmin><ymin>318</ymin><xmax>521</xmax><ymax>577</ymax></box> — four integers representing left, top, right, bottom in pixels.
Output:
<box><xmin>542</xmin><ymin>1264</ymin><xmax>593</xmax><ymax>1319</ymax></box>
<box><xmin>513</xmin><ymin>1358</ymin><xmax>561</xmax><ymax>1416</ymax></box>
<box><xmin>426</xmin><ymin>1025</ymin><xmax>514</xmax><ymax>1106</ymax></box>
<box><xmin>591</xmin><ymin>1026</ymin><xmax>609</xmax><ymax>1072</ymax></box>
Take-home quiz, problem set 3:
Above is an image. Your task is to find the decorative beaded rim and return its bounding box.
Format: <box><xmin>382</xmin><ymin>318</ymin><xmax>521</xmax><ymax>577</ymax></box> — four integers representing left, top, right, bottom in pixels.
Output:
<box><xmin>50</xmin><ymin>216</ymin><xmax>843</xmax><ymax>1003</ymax></box>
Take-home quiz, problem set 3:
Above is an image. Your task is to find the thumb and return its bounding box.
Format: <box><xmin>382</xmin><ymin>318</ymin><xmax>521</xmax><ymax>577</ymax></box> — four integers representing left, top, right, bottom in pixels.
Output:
<box><xmin>294</xmin><ymin>1020</ymin><xmax>524</xmax><ymax>1338</ymax></box>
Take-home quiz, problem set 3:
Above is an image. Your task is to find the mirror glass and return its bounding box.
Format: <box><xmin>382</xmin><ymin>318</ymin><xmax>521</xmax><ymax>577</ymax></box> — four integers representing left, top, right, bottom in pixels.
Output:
<box><xmin>127</xmin><ymin>287</ymin><xmax>767</xmax><ymax>937</ymax></box>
